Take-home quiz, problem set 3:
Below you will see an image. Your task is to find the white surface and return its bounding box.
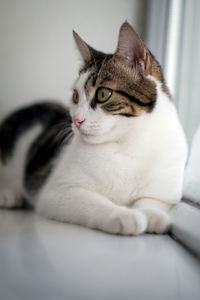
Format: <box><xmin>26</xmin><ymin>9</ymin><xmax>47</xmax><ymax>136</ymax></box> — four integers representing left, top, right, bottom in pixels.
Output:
<box><xmin>0</xmin><ymin>0</ymin><xmax>146</xmax><ymax>120</ymax></box>
<box><xmin>0</xmin><ymin>209</ymin><xmax>200</xmax><ymax>300</ymax></box>
<box><xmin>170</xmin><ymin>202</ymin><xmax>200</xmax><ymax>255</ymax></box>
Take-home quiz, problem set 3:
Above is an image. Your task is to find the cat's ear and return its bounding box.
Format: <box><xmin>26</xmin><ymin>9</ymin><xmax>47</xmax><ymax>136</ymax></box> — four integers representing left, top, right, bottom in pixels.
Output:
<box><xmin>73</xmin><ymin>30</ymin><xmax>92</xmax><ymax>64</ymax></box>
<box><xmin>115</xmin><ymin>22</ymin><xmax>151</xmax><ymax>74</ymax></box>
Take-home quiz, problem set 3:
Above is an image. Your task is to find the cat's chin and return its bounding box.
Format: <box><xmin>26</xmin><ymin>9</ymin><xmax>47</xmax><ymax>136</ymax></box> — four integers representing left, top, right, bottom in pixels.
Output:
<box><xmin>80</xmin><ymin>132</ymin><xmax>105</xmax><ymax>144</ymax></box>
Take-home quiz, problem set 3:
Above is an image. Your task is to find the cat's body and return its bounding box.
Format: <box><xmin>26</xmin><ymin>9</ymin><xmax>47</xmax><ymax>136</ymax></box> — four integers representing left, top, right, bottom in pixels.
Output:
<box><xmin>0</xmin><ymin>23</ymin><xmax>187</xmax><ymax>235</ymax></box>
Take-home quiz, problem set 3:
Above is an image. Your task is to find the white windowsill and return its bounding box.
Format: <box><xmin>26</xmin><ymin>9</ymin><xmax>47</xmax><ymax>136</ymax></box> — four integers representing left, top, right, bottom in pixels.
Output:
<box><xmin>170</xmin><ymin>200</ymin><xmax>200</xmax><ymax>256</ymax></box>
<box><xmin>0</xmin><ymin>209</ymin><xmax>200</xmax><ymax>300</ymax></box>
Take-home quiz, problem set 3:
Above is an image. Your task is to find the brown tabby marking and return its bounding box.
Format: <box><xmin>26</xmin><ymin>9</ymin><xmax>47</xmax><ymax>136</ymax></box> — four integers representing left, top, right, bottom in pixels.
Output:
<box><xmin>84</xmin><ymin>55</ymin><xmax>157</xmax><ymax>117</ymax></box>
<box><xmin>74</xmin><ymin>22</ymin><xmax>172</xmax><ymax>117</ymax></box>
<box><xmin>151</xmin><ymin>55</ymin><xmax>172</xmax><ymax>100</ymax></box>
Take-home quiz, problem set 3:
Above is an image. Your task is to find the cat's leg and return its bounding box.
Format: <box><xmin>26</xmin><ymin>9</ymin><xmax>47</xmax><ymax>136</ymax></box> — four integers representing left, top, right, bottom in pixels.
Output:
<box><xmin>0</xmin><ymin>189</ymin><xmax>24</xmax><ymax>208</ymax></box>
<box><xmin>36</xmin><ymin>188</ymin><xmax>147</xmax><ymax>235</ymax></box>
<box><xmin>133</xmin><ymin>159</ymin><xmax>186</xmax><ymax>234</ymax></box>
<box><xmin>133</xmin><ymin>198</ymin><xmax>171</xmax><ymax>234</ymax></box>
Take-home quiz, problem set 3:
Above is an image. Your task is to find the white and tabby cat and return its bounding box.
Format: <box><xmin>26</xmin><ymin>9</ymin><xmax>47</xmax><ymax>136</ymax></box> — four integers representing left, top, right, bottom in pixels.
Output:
<box><xmin>0</xmin><ymin>23</ymin><xmax>187</xmax><ymax>235</ymax></box>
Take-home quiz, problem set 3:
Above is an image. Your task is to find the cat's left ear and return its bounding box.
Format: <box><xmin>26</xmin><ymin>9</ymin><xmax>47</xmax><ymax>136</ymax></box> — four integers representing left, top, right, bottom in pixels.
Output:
<box><xmin>73</xmin><ymin>30</ymin><xmax>92</xmax><ymax>64</ymax></box>
<box><xmin>115</xmin><ymin>22</ymin><xmax>152</xmax><ymax>75</ymax></box>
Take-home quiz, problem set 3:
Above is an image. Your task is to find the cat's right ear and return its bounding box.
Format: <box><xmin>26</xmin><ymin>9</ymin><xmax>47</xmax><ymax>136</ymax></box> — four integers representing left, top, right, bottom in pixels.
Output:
<box><xmin>73</xmin><ymin>31</ymin><xmax>92</xmax><ymax>64</ymax></box>
<box><xmin>115</xmin><ymin>22</ymin><xmax>152</xmax><ymax>75</ymax></box>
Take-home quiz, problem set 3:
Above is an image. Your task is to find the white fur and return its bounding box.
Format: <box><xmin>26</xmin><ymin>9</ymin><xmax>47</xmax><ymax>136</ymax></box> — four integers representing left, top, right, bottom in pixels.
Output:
<box><xmin>184</xmin><ymin>125</ymin><xmax>200</xmax><ymax>203</ymax></box>
<box><xmin>0</xmin><ymin>125</ymin><xmax>42</xmax><ymax>207</ymax></box>
<box><xmin>34</xmin><ymin>74</ymin><xmax>188</xmax><ymax>235</ymax></box>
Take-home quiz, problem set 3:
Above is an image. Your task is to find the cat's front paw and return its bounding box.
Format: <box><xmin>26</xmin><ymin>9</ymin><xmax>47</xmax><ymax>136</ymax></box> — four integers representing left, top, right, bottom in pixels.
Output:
<box><xmin>140</xmin><ymin>208</ymin><xmax>171</xmax><ymax>234</ymax></box>
<box><xmin>104</xmin><ymin>207</ymin><xmax>147</xmax><ymax>235</ymax></box>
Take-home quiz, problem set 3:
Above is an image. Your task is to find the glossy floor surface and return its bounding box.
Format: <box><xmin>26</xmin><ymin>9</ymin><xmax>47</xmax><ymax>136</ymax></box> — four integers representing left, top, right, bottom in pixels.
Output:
<box><xmin>0</xmin><ymin>209</ymin><xmax>200</xmax><ymax>300</ymax></box>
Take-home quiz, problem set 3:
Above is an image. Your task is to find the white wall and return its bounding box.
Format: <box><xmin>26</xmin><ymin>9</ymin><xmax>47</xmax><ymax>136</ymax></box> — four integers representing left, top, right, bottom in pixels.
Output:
<box><xmin>0</xmin><ymin>0</ymin><xmax>147</xmax><ymax>120</ymax></box>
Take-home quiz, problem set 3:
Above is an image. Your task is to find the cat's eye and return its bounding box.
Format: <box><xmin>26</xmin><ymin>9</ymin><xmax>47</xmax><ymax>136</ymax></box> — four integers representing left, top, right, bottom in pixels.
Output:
<box><xmin>72</xmin><ymin>89</ymin><xmax>79</xmax><ymax>104</ymax></box>
<box><xmin>96</xmin><ymin>87</ymin><xmax>112</xmax><ymax>103</ymax></box>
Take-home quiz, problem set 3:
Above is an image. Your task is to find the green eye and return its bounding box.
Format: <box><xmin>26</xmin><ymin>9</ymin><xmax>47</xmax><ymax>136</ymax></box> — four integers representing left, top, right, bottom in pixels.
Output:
<box><xmin>97</xmin><ymin>87</ymin><xmax>112</xmax><ymax>102</ymax></box>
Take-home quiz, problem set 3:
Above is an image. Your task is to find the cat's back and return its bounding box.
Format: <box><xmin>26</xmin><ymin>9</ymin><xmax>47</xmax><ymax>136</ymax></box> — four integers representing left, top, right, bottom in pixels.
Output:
<box><xmin>0</xmin><ymin>102</ymin><xmax>73</xmax><ymax>205</ymax></box>
<box><xmin>0</xmin><ymin>102</ymin><xmax>70</xmax><ymax>161</ymax></box>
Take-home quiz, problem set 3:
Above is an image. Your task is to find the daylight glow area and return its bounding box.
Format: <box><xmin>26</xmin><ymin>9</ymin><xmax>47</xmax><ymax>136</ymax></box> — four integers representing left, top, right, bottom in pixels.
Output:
<box><xmin>165</xmin><ymin>0</ymin><xmax>182</xmax><ymax>97</ymax></box>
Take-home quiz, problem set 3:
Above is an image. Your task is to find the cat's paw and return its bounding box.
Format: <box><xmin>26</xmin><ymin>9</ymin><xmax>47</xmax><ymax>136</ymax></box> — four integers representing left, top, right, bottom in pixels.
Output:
<box><xmin>104</xmin><ymin>207</ymin><xmax>147</xmax><ymax>235</ymax></box>
<box><xmin>140</xmin><ymin>208</ymin><xmax>171</xmax><ymax>234</ymax></box>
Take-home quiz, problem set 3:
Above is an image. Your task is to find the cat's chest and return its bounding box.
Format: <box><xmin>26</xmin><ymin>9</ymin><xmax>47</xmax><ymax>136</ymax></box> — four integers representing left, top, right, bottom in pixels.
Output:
<box><xmin>68</xmin><ymin>142</ymin><xmax>146</xmax><ymax>205</ymax></box>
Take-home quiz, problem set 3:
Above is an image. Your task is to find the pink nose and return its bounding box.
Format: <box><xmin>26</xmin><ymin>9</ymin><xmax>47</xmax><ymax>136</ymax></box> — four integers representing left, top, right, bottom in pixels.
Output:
<box><xmin>73</xmin><ymin>118</ymin><xmax>85</xmax><ymax>129</ymax></box>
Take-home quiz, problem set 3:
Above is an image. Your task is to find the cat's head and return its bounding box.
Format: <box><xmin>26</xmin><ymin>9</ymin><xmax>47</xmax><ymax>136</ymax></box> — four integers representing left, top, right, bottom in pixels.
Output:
<box><xmin>70</xmin><ymin>22</ymin><xmax>170</xmax><ymax>144</ymax></box>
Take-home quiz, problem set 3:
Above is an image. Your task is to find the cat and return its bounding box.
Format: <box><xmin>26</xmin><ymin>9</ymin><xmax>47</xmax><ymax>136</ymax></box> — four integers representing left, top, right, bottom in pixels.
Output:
<box><xmin>184</xmin><ymin>125</ymin><xmax>200</xmax><ymax>203</ymax></box>
<box><xmin>0</xmin><ymin>22</ymin><xmax>188</xmax><ymax>235</ymax></box>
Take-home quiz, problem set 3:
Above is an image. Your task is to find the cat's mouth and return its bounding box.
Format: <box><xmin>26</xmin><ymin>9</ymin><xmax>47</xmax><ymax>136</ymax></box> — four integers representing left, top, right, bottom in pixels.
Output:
<box><xmin>72</xmin><ymin>124</ymin><xmax>98</xmax><ymax>137</ymax></box>
<box><xmin>79</xmin><ymin>128</ymin><xmax>97</xmax><ymax>137</ymax></box>
<box><xmin>79</xmin><ymin>128</ymin><xmax>105</xmax><ymax>144</ymax></box>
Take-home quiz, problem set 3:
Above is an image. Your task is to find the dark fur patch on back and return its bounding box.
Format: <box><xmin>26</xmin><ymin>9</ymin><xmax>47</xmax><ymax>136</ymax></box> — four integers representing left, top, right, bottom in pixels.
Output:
<box><xmin>0</xmin><ymin>102</ymin><xmax>73</xmax><ymax>195</ymax></box>
<box><xmin>24</xmin><ymin>120</ymin><xmax>73</xmax><ymax>193</ymax></box>
<box><xmin>0</xmin><ymin>102</ymin><xmax>70</xmax><ymax>163</ymax></box>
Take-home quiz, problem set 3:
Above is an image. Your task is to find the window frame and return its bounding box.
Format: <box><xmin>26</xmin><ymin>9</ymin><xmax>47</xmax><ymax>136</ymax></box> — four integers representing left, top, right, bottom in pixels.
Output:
<box><xmin>146</xmin><ymin>0</ymin><xmax>200</xmax><ymax>256</ymax></box>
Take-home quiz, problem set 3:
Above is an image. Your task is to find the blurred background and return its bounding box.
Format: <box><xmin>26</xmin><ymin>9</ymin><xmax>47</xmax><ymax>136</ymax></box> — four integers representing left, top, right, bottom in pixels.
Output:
<box><xmin>0</xmin><ymin>0</ymin><xmax>199</xmax><ymax>145</ymax></box>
